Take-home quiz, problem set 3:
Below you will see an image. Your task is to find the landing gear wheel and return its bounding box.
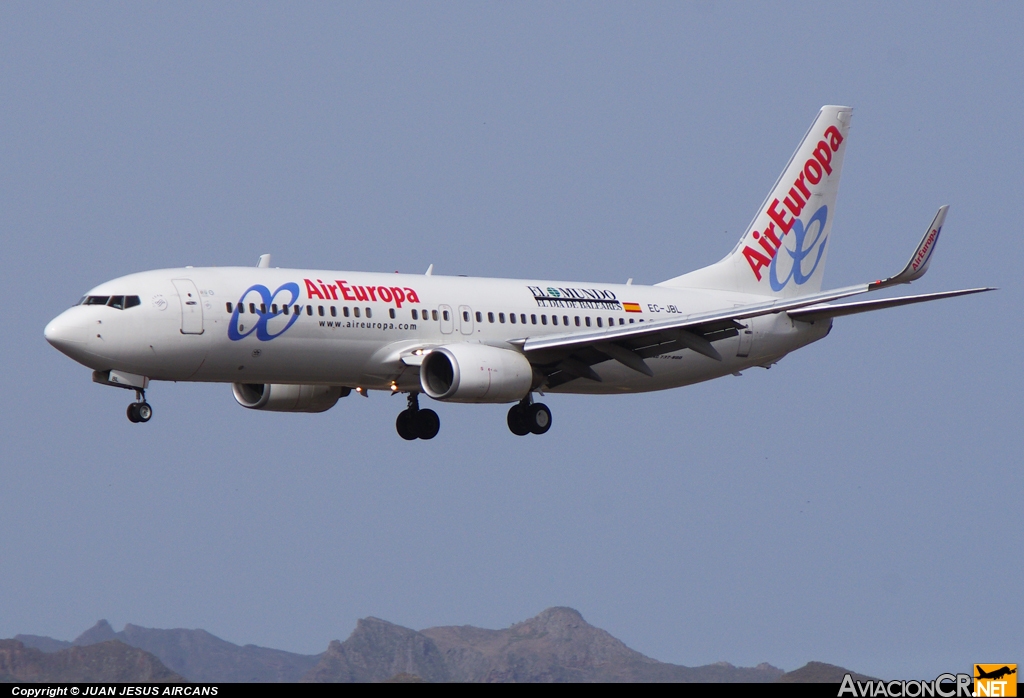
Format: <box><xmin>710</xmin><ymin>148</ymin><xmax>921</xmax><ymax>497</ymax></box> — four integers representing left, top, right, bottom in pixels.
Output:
<box><xmin>527</xmin><ymin>403</ymin><xmax>551</xmax><ymax>435</ymax></box>
<box><xmin>136</xmin><ymin>402</ymin><xmax>152</xmax><ymax>422</ymax></box>
<box><xmin>507</xmin><ymin>405</ymin><xmax>530</xmax><ymax>436</ymax></box>
<box><xmin>127</xmin><ymin>403</ymin><xmax>140</xmax><ymax>423</ymax></box>
<box><xmin>414</xmin><ymin>409</ymin><xmax>440</xmax><ymax>440</ymax></box>
<box><xmin>396</xmin><ymin>410</ymin><xmax>417</xmax><ymax>440</ymax></box>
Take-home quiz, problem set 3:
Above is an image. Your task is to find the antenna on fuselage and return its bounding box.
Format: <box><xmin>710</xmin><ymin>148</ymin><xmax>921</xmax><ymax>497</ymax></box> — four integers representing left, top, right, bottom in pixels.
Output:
<box><xmin>425</xmin><ymin>264</ymin><xmax>434</xmax><ymax>276</ymax></box>
<box><xmin>257</xmin><ymin>254</ymin><xmax>271</xmax><ymax>268</ymax></box>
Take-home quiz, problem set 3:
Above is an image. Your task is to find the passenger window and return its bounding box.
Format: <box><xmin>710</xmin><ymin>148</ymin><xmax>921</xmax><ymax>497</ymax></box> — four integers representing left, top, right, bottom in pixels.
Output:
<box><xmin>294</xmin><ymin>305</ymin><xmax>301</xmax><ymax>315</ymax></box>
<box><xmin>563</xmin><ymin>316</ymin><xmax>569</xmax><ymax>326</ymax></box>
<box><xmin>585</xmin><ymin>317</ymin><xmax>591</xmax><ymax>327</ymax></box>
<box><xmin>283</xmin><ymin>305</ymin><xmax>289</xmax><ymax>315</ymax></box>
<box><xmin>412</xmin><ymin>309</ymin><xmax>418</xmax><ymax>320</ymax></box>
<box><xmin>531</xmin><ymin>314</ymin><xmax>537</xmax><ymax>325</ymax></box>
<box><xmin>597</xmin><ymin>317</ymin><xmax>603</xmax><ymax>327</ymax></box>
<box><xmin>475</xmin><ymin>311</ymin><xmax>482</xmax><ymax>322</ymax></box>
<box><xmin>442</xmin><ymin>310</ymin><xmax>449</xmax><ymax>321</ymax></box>
<box><xmin>575</xmin><ymin>316</ymin><xmax>580</xmax><ymax>326</ymax></box>
<box><xmin>551</xmin><ymin>315</ymin><xmax>557</xmax><ymax>326</ymax></box>
<box><xmin>389</xmin><ymin>308</ymin><xmax>396</xmax><ymax>319</ymax></box>
<box><xmin>237</xmin><ymin>302</ymin><xmax>244</xmax><ymax>314</ymax></box>
<box><xmin>330</xmin><ymin>306</ymin><xmax>337</xmax><ymax>317</ymax></box>
<box><xmin>344</xmin><ymin>307</ymin><xmax>350</xmax><ymax>317</ymax></box>
<box><xmin>541</xmin><ymin>315</ymin><xmax>547</xmax><ymax>325</ymax></box>
<box><xmin>629</xmin><ymin>318</ymin><xmax>635</xmax><ymax>323</ymax></box>
<box><xmin>271</xmin><ymin>304</ymin><xmax>278</xmax><ymax>314</ymax></box>
<box><xmin>226</xmin><ymin>302</ymin><xmax>233</xmax><ymax>313</ymax></box>
<box><xmin>619</xmin><ymin>318</ymin><xmax>624</xmax><ymax>325</ymax></box>
<box><xmin>250</xmin><ymin>303</ymin><xmax>257</xmax><ymax>314</ymax></box>
<box><xmin>354</xmin><ymin>307</ymin><xmax>361</xmax><ymax>318</ymax></box>
<box><xmin>306</xmin><ymin>305</ymin><xmax>313</xmax><ymax>316</ymax></box>
<box><xmin>318</xmin><ymin>306</ymin><xmax>324</xmax><ymax>316</ymax></box>
<box><xmin>520</xmin><ymin>314</ymin><xmax>526</xmax><ymax>324</ymax></box>
<box><xmin>260</xmin><ymin>303</ymin><xmax>267</xmax><ymax>314</ymax></box>
<box><xmin>510</xmin><ymin>313</ymin><xmax>516</xmax><ymax>324</ymax></box>
<box><xmin>487</xmin><ymin>312</ymin><xmax>494</xmax><ymax>323</ymax></box>
<box><xmin>125</xmin><ymin>296</ymin><xmax>140</xmax><ymax>309</ymax></box>
<box><xmin>499</xmin><ymin>313</ymin><xmax>505</xmax><ymax>323</ymax></box>
<box><xmin>608</xmin><ymin>317</ymin><xmax>613</xmax><ymax>326</ymax></box>
<box><xmin>463</xmin><ymin>311</ymin><xmax>470</xmax><ymax>322</ymax></box>
<box><xmin>432</xmin><ymin>310</ymin><xmax>438</xmax><ymax>321</ymax></box>
<box><xmin>365</xmin><ymin>308</ymin><xmax>371</xmax><ymax>318</ymax></box>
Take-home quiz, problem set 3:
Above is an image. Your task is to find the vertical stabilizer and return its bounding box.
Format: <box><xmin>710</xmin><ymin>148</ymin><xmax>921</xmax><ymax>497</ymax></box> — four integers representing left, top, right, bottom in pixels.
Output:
<box><xmin>660</xmin><ymin>106</ymin><xmax>853</xmax><ymax>297</ymax></box>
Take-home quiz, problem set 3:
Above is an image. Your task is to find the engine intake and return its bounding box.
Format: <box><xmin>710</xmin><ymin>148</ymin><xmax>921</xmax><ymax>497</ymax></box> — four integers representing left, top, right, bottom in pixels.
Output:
<box><xmin>420</xmin><ymin>344</ymin><xmax>533</xmax><ymax>403</ymax></box>
<box><xmin>232</xmin><ymin>383</ymin><xmax>349</xmax><ymax>413</ymax></box>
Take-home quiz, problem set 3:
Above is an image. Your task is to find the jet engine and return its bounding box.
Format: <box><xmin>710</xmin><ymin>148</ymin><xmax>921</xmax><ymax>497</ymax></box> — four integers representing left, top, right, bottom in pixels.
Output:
<box><xmin>232</xmin><ymin>383</ymin><xmax>349</xmax><ymax>413</ymax></box>
<box><xmin>420</xmin><ymin>344</ymin><xmax>533</xmax><ymax>403</ymax></box>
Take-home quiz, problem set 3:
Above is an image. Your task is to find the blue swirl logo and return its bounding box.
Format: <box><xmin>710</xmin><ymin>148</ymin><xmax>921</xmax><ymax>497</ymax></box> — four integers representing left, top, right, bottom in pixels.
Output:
<box><xmin>769</xmin><ymin>204</ymin><xmax>829</xmax><ymax>292</ymax></box>
<box><xmin>228</xmin><ymin>283</ymin><xmax>301</xmax><ymax>341</ymax></box>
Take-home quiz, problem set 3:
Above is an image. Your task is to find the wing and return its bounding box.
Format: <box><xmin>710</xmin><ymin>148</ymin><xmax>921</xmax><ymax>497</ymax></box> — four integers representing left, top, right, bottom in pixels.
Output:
<box><xmin>520</xmin><ymin>207</ymin><xmax>993</xmax><ymax>387</ymax></box>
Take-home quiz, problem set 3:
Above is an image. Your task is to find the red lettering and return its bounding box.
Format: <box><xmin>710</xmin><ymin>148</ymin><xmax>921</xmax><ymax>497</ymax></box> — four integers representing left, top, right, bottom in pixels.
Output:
<box><xmin>337</xmin><ymin>280</ymin><xmax>356</xmax><ymax>301</ymax></box>
<box><xmin>768</xmin><ymin>199</ymin><xmax>794</xmax><ymax>234</ymax></box>
<box><xmin>825</xmin><ymin>125</ymin><xmax>843</xmax><ymax>151</ymax></box>
<box><xmin>318</xmin><ymin>280</ymin><xmax>331</xmax><ymax>299</ymax></box>
<box><xmin>804</xmin><ymin>158</ymin><xmax>822</xmax><ymax>184</ymax></box>
<box><xmin>813</xmin><ymin>140</ymin><xmax>833</xmax><ymax>175</ymax></box>
<box><xmin>784</xmin><ymin>187</ymin><xmax>806</xmax><ymax>218</ymax></box>
<box><xmin>366</xmin><ymin>286</ymin><xmax>378</xmax><ymax>302</ymax></box>
<box><xmin>763</xmin><ymin>222</ymin><xmax>781</xmax><ymax>248</ymax></box>
<box><xmin>305</xmin><ymin>279</ymin><xmax>325</xmax><ymax>300</ymax></box>
<box><xmin>390</xmin><ymin>287</ymin><xmax>405</xmax><ymax>307</ymax></box>
<box><xmin>742</xmin><ymin>246</ymin><xmax>772</xmax><ymax>281</ymax></box>
<box><xmin>794</xmin><ymin>171</ymin><xmax>811</xmax><ymax>199</ymax></box>
<box><xmin>404</xmin><ymin>288</ymin><xmax>420</xmax><ymax>303</ymax></box>
<box><xmin>327</xmin><ymin>284</ymin><xmax>339</xmax><ymax>300</ymax></box>
<box><xmin>754</xmin><ymin>231</ymin><xmax>776</xmax><ymax>257</ymax></box>
<box><xmin>377</xmin><ymin>286</ymin><xmax>393</xmax><ymax>302</ymax></box>
<box><xmin>354</xmin><ymin>286</ymin><xmax>369</xmax><ymax>302</ymax></box>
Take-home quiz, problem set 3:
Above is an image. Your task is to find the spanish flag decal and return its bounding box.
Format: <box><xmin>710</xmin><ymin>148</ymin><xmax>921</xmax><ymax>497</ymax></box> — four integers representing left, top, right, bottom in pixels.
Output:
<box><xmin>623</xmin><ymin>302</ymin><xmax>642</xmax><ymax>313</ymax></box>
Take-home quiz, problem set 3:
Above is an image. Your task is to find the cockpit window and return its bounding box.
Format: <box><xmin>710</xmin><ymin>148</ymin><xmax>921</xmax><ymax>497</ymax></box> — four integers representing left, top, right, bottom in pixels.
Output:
<box><xmin>82</xmin><ymin>295</ymin><xmax>140</xmax><ymax>309</ymax></box>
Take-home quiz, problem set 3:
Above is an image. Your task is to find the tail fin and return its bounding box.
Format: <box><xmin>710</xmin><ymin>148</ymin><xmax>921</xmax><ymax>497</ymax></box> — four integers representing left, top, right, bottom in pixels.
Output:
<box><xmin>660</xmin><ymin>105</ymin><xmax>853</xmax><ymax>297</ymax></box>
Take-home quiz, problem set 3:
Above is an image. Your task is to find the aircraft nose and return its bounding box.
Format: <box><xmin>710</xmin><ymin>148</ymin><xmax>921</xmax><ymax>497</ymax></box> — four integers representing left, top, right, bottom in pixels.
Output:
<box><xmin>44</xmin><ymin>310</ymin><xmax>88</xmax><ymax>354</ymax></box>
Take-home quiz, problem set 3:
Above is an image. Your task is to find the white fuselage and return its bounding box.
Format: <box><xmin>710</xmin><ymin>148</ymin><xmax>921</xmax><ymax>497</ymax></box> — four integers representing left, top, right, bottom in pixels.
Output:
<box><xmin>44</xmin><ymin>267</ymin><xmax>830</xmax><ymax>397</ymax></box>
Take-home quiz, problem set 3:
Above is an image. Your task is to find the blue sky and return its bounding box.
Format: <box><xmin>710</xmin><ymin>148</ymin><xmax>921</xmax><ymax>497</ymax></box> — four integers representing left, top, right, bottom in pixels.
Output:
<box><xmin>1</xmin><ymin>2</ymin><xmax>1020</xmax><ymax>679</ymax></box>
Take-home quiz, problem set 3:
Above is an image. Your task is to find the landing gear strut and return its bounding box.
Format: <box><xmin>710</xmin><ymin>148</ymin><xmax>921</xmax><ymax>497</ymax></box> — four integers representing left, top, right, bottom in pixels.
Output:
<box><xmin>396</xmin><ymin>393</ymin><xmax>440</xmax><ymax>440</ymax></box>
<box><xmin>126</xmin><ymin>389</ymin><xmax>153</xmax><ymax>424</ymax></box>
<box><xmin>507</xmin><ymin>395</ymin><xmax>551</xmax><ymax>436</ymax></box>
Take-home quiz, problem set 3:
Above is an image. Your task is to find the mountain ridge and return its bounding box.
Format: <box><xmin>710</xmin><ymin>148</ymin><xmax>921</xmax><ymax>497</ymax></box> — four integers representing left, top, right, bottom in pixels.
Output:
<box><xmin>10</xmin><ymin>608</ymin><xmax>868</xmax><ymax>682</ymax></box>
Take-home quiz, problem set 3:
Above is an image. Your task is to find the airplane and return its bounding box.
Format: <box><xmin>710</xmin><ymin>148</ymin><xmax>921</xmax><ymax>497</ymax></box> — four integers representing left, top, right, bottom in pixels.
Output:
<box><xmin>44</xmin><ymin>105</ymin><xmax>992</xmax><ymax>440</ymax></box>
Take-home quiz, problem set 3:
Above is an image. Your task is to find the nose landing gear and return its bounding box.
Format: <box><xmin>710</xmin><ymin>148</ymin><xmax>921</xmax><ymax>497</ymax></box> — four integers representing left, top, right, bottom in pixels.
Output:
<box><xmin>396</xmin><ymin>393</ymin><xmax>440</xmax><ymax>440</ymax></box>
<box><xmin>507</xmin><ymin>395</ymin><xmax>551</xmax><ymax>436</ymax></box>
<box><xmin>126</xmin><ymin>389</ymin><xmax>153</xmax><ymax>424</ymax></box>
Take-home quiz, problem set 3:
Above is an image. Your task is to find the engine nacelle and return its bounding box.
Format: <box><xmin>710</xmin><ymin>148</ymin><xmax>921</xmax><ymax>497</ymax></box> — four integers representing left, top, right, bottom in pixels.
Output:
<box><xmin>232</xmin><ymin>383</ymin><xmax>349</xmax><ymax>413</ymax></box>
<box><xmin>420</xmin><ymin>344</ymin><xmax>533</xmax><ymax>403</ymax></box>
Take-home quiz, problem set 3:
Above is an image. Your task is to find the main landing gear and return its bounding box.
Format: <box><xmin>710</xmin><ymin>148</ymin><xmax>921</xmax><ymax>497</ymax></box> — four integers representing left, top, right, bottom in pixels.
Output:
<box><xmin>507</xmin><ymin>396</ymin><xmax>551</xmax><ymax>436</ymax></box>
<box><xmin>126</xmin><ymin>389</ymin><xmax>153</xmax><ymax>424</ymax></box>
<box><xmin>396</xmin><ymin>393</ymin><xmax>440</xmax><ymax>441</ymax></box>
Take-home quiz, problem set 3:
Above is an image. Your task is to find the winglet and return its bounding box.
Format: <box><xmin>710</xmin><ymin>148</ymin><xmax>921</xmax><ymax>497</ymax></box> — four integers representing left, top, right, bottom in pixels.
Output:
<box><xmin>870</xmin><ymin>206</ymin><xmax>947</xmax><ymax>290</ymax></box>
<box><xmin>257</xmin><ymin>254</ymin><xmax>272</xmax><ymax>268</ymax></box>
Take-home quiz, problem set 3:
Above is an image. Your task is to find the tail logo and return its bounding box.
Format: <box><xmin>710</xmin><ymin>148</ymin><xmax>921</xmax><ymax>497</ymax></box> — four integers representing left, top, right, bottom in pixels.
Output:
<box><xmin>769</xmin><ymin>205</ymin><xmax>829</xmax><ymax>291</ymax></box>
<box><xmin>742</xmin><ymin>124</ymin><xmax>844</xmax><ymax>283</ymax></box>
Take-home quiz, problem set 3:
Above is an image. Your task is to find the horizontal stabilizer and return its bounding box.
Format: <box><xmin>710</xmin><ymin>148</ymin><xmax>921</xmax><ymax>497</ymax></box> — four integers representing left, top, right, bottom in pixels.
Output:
<box><xmin>788</xmin><ymin>287</ymin><xmax>993</xmax><ymax>322</ymax></box>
